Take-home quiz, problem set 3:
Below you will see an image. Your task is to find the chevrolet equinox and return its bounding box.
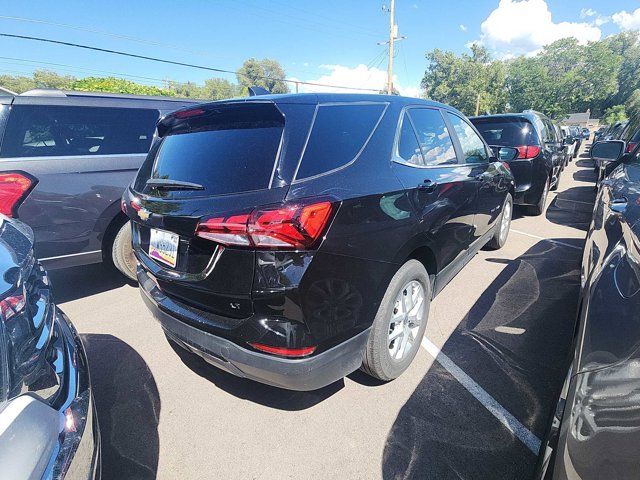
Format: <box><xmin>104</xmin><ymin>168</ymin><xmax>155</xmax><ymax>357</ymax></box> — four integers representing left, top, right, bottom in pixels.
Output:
<box><xmin>123</xmin><ymin>94</ymin><xmax>515</xmax><ymax>390</ymax></box>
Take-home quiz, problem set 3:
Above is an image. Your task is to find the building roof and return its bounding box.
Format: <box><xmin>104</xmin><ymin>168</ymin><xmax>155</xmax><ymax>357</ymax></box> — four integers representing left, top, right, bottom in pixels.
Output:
<box><xmin>562</xmin><ymin>112</ymin><xmax>590</xmax><ymax>124</ymax></box>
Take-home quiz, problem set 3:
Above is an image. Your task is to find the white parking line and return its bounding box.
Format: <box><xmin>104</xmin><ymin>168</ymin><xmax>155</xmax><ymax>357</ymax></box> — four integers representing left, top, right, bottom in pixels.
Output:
<box><xmin>421</xmin><ymin>337</ymin><xmax>542</xmax><ymax>455</ymax></box>
<box><xmin>510</xmin><ymin>229</ymin><xmax>583</xmax><ymax>251</ymax></box>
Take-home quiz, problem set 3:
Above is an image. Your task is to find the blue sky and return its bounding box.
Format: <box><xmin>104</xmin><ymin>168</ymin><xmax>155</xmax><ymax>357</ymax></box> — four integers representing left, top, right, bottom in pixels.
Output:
<box><xmin>0</xmin><ymin>0</ymin><xmax>638</xmax><ymax>96</ymax></box>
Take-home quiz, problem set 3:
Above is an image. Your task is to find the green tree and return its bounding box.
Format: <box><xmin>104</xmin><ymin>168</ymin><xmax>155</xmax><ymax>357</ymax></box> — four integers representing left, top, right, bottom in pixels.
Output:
<box><xmin>421</xmin><ymin>44</ymin><xmax>507</xmax><ymax>116</ymax></box>
<box><xmin>71</xmin><ymin>77</ymin><xmax>174</xmax><ymax>96</ymax></box>
<box><xmin>0</xmin><ymin>74</ymin><xmax>36</xmax><ymax>94</ymax></box>
<box><xmin>602</xmin><ymin>105</ymin><xmax>627</xmax><ymax>125</ymax></box>
<box><xmin>626</xmin><ymin>90</ymin><xmax>640</xmax><ymax>120</ymax></box>
<box><xmin>32</xmin><ymin>70</ymin><xmax>75</xmax><ymax>90</ymax></box>
<box><xmin>164</xmin><ymin>80</ymin><xmax>205</xmax><ymax>99</ymax></box>
<box><xmin>236</xmin><ymin>58</ymin><xmax>289</xmax><ymax>94</ymax></box>
<box><xmin>202</xmin><ymin>78</ymin><xmax>241</xmax><ymax>100</ymax></box>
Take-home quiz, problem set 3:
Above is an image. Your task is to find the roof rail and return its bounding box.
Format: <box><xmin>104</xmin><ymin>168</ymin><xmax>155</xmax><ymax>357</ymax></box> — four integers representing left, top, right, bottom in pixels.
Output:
<box><xmin>20</xmin><ymin>88</ymin><xmax>67</xmax><ymax>97</ymax></box>
<box><xmin>0</xmin><ymin>86</ymin><xmax>17</xmax><ymax>96</ymax></box>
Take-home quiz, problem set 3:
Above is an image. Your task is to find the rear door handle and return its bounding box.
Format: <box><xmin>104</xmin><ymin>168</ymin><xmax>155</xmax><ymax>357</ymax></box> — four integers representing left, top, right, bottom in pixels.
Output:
<box><xmin>417</xmin><ymin>179</ymin><xmax>438</xmax><ymax>192</ymax></box>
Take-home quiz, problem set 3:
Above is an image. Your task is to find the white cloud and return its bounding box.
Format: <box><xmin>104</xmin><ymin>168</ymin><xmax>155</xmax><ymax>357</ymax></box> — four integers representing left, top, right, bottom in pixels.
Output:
<box><xmin>460</xmin><ymin>24</ymin><xmax>467</xmax><ymax>32</ymax></box>
<box><xmin>479</xmin><ymin>0</ymin><xmax>601</xmax><ymax>56</ymax></box>
<box><xmin>612</xmin><ymin>7</ymin><xmax>640</xmax><ymax>30</ymax></box>
<box><xmin>291</xmin><ymin>64</ymin><xmax>421</xmax><ymax>98</ymax></box>
<box><xmin>580</xmin><ymin>8</ymin><xmax>596</xmax><ymax>18</ymax></box>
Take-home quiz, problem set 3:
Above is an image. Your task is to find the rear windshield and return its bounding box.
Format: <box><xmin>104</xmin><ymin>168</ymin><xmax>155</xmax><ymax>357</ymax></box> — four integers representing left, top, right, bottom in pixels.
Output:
<box><xmin>146</xmin><ymin>103</ymin><xmax>284</xmax><ymax>197</ymax></box>
<box><xmin>471</xmin><ymin>118</ymin><xmax>538</xmax><ymax>147</ymax></box>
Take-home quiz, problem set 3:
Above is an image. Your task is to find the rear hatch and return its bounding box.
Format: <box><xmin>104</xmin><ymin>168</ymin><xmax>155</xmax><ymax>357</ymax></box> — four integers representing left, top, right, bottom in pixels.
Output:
<box><xmin>128</xmin><ymin>101</ymin><xmax>295</xmax><ymax>321</ymax></box>
<box><xmin>471</xmin><ymin>116</ymin><xmax>541</xmax><ymax>190</ymax></box>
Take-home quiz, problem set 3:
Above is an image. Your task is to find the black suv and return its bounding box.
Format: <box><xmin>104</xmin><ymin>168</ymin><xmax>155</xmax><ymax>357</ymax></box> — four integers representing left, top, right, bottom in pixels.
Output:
<box><xmin>123</xmin><ymin>94</ymin><xmax>515</xmax><ymax>390</ymax></box>
<box><xmin>0</xmin><ymin>89</ymin><xmax>195</xmax><ymax>280</ymax></box>
<box><xmin>470</xmin><ymin>111</ymin><xmax>564</xmax><ymax>215</ymax></box>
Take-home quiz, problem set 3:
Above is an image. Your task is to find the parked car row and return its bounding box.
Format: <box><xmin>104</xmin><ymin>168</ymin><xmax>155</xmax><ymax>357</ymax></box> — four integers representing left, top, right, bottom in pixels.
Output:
<box><xmin>593</xmin><ymin>114</ymin><xmax>640</xmax><ymax>185</ymax></box>
<box><xmin>469</xmin><ymin>110</ymin><xmax>575</xmax><ymax>215</ymax></box>
<box><xmin>538</xmin><ymin>135</ymin><xmax>640</xmax><ymax>480</ymax></box>
<box><xmin>1</xmin><ymin>88</ymin><xmax>611</xmax><ymax>478</ymax></box>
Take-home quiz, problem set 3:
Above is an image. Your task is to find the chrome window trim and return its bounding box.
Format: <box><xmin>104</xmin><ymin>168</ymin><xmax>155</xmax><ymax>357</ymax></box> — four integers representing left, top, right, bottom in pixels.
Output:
<box><xmin>291</xmin><ymin>101</ymin><xmax>390</xmax><ymax>184</ymax></box>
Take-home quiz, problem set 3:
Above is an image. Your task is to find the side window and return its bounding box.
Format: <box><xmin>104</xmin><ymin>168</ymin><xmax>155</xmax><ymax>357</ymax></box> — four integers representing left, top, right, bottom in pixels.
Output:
<box><xmin>446</xmin><ymin>113</ymin><xmax>488</xmax><ymax>164</ymax></box>
<box><xmin>295</xmin><ymin>103</ymin><xmax>386</xmax><ymax>180</ymax></box>
<box><xmin>408</xmin><ymin>108</ymin><xmax>457</xmax><ymax>166</ymax></box>
<box><xmin>0</xmin><ymin>105</ymin><xmax>159</xmax><ymax>158</ymax></box>
<box><xmin>397</xmin><ymin>112</ymin><xmax>423</xmax><ymax>165</ymax></box>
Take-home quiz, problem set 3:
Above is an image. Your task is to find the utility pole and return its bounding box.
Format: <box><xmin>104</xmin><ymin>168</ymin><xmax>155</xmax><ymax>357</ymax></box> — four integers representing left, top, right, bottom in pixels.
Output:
<box><xmin>475</xmin><ymin>92</ymin><xmax>481</xmax><ymax>116</ymax></box>
<box><xmin>387</xmin><ymin>0</ymin><xmax>396</xmax><ymax>95</ymax></box>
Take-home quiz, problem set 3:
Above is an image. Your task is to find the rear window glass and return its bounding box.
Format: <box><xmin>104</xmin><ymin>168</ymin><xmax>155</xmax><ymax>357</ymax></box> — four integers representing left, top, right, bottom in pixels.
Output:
<box><xmin>148</xmin><ymin>104</ymin><xmax>284</xmax><ymax>196</ymax></box>
<box><xmin>295</xmin><ymin>103</ymin><xmax>386</xmax><ymax>180</ymax></box>
<box><xmin>0</xmin><ymin>105</ymin><xmax>158</xmax><ymax>158</ymax></box>
<box><xmin>471</xmin><ymin>118</ymin><xmax>537</xmax><ymax>147</ymax></box>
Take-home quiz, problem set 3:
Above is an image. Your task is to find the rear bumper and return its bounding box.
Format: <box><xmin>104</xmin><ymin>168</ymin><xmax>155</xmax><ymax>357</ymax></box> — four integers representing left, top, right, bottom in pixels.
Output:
<box><xmin>138</xmin><ymin>268</ymin><xmax>369</xmax><ymax>391</ymax></box>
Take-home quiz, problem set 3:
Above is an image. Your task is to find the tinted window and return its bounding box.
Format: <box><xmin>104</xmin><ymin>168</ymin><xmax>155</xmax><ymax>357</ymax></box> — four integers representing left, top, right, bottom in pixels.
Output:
<box><xmin>447</xmin><ymin>113</ymin><xmax>488</xmax><ymax>163</ymax></box>
<box><xmin>397</xmin><ymin>113</ymin><xmax>422</xmax><ymax>165</ymax></box>
<box><xmin>407</xmin><ymin>109</ymin><xmax>457</xmax><ymax>166</ymax></box>
<box><xmin>295</xmin><ymin>103</ymin><xmax>386</xmax><ymax>179</ymax></box>
<box><xmin>1</xmin><ymin>105</ymin><xmax>159</xmax><ymax>158</ymax></box>
<box><xmin>472</xmin><ymin>118</ymin><xmax>537</xmax><ymax>146</ymax></box>
<box><xmin>150</xmin><ymin>117</ymin><xmax>283</xmax><ymax>197</ymax></box>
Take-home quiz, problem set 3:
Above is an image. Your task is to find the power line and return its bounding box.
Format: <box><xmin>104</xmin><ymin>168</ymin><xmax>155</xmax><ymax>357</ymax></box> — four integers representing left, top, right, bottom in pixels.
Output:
<box><xmin>0</xmin><ymin>15</ymin><xmax>214</xmax><ymax>57</ymax></box>
<box><xmin>0</xmin><ymin>33</ymin><xmax>380</xmax><ymax>92</ymax></box>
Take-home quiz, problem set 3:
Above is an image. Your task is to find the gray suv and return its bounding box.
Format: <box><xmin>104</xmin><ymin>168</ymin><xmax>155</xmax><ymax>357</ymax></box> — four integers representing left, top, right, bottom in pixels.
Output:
<box><xmin>0</xmin><ymin>89</ymin><xmax>196</xmax><ymax>279</ymax></box>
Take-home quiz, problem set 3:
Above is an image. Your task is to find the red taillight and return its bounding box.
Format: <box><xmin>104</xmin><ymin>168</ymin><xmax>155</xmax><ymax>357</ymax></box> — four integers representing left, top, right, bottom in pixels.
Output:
<box><xmin>196</xmin><ymin>201</ymin><xmax>334</xmax><ymax>249</ymax></box>
<box><xmin>249</xmin><ymin>342</ymin><xmax>316</xmax><ymax>358</ymax></box>
<box><xmin>625</xmin><ymin>142</ymin><xmax>637</xmax><ymax>153</ymax></box>
<box><xmin>196</xmin><ymin>214</ymin><xmax>251</xmax><ymax>246</ymax></box>
<box><xmin>0</xmin><ymin>293</ymin><xmax>25</xmax><ymax>321</ymax></box>
<box><xmin>515</xmin><ymin>145</ymin><xmax>541</xmax><ymax>159</ymax></box>
<box><xmin>0</xmin><ymin>172</ymin><xmax>34</xmax><ymax>217</ymax></box>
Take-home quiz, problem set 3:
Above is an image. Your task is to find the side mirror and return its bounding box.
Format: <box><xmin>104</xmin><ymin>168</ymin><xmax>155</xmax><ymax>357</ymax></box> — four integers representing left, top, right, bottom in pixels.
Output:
<box><xmin>590</xmin><ymin>140</ymin><xmax>625</xmax><ymax>163</ymax></box>
<box><xmin>493</xmin><ymin>146</ymin><xmax>519</xmax><ymax>161</ymax></box>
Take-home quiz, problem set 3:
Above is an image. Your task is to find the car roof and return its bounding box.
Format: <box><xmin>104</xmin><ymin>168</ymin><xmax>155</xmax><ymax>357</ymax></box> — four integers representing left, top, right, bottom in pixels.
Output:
<box><xmin>179</xmin><ymin>92</ymin><xmax>461</xmax><ymax>112</ymax></box>
<box><xmin>469</xmin><ymin>112</ymin><xmax>546</xmax><ymax>123</ymax></box>
<box><xmin>6</xmin><ymin>88</ymin><xmax>199</xmax><ymax>110</ymax></box>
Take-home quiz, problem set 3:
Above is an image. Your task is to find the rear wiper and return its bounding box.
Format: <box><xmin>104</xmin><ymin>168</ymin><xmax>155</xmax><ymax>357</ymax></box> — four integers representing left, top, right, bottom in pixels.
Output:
<box><xmin>145</xmin><ymin>178</ymin><xmax>204</xmax><ymax>190</ymax></box>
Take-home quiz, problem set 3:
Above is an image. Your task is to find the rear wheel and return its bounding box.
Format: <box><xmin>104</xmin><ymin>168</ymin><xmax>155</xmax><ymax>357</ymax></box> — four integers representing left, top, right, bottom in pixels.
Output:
<box><xmin>361</xmin><ymin>260</ymin><xmax>430</xmax><ymax>381</ymax></box>
<box><xmin>485</xmin><ymin>193</ymin><xmax>512</xmax><ymax>250</ymax></box>
<box><xmin>528</xmin><ymin>177</ymin><xmax>550</xmax><ymax>216</ymax></box>
<box><xmin>111</xmin><ymin>221</ymin><xmax>137</xmax><ymax>281</ymax></box>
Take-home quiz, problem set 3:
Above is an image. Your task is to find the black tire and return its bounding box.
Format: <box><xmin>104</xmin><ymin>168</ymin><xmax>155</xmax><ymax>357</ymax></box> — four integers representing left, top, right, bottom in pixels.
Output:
<box><xmin>111</xmin><ymin>221</ymin><xmax>137</xmax><ymax>281</ymax></box>
<box><xmin>550</xmin><ymin>172</ymin><xmax>560</xmax><ymax>191</ymax></box>
<box><xmin>361</xmin><ymin>260</ymin><xmax>430</xmax><ymax>381</ymax></box>
<box><xmin>528</xmin><ymin>177</ymin><xmax>550</xmax><ymax>216</ymax></box>
<box><xmin>485</xmin><ymin>193</ymin><xmax>512</xmax><ymax>250</ymax></box>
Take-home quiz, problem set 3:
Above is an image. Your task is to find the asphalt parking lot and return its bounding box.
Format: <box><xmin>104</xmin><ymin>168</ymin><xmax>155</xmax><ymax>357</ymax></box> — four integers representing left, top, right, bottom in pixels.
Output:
<box><xmin>51</xmin><ymin>143</ymin><xmax>597</xmax><ymax>480</ymax></box>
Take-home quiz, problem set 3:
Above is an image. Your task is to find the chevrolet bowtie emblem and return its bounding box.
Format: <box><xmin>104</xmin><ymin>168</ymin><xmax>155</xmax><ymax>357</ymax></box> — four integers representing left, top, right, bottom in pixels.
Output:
<box><xmin>138</xmin><ymin>208</ymin><xmax>151</xmax><ymax>221</ymax></box>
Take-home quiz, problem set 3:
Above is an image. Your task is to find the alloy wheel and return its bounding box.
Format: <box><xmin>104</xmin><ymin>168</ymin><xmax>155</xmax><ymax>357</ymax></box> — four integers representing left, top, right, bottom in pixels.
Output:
<box><xmin>388</xmin><ymin>280</ymin><xmax>426</xmax><ymax>361</ymax></box>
